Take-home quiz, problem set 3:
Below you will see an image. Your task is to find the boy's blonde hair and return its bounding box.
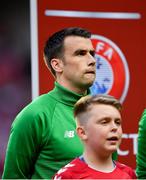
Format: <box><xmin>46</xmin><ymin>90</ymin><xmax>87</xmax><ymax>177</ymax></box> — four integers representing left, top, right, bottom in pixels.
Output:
<box><xmin>74</xmin><ymin>94</ymin><xmax>122</xmax><ymax>124</ymax></box>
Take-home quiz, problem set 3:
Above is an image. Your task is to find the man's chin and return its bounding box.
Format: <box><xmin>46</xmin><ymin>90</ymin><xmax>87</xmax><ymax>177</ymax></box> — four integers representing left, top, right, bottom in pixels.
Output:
<box><xmin>78</xmin><ymin>79</ymin><xmax>95</xmax><ymax>91</ymax></box>
<box><xmin>85</xmin><ymin>78</ymin><xmax>95</xmax><ymax>86</ymax></box>
<box><xmin>82</xmin><ymin>83</ymin><xmax>93</xmax><ymax>90</ymax></box>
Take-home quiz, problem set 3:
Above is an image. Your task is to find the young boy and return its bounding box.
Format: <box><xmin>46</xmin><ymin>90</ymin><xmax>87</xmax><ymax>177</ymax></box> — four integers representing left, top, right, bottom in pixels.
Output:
<box><xmin>53</xmin><ymin>94</ymin><xmax>136</xmax><ymax>179</ymax></box>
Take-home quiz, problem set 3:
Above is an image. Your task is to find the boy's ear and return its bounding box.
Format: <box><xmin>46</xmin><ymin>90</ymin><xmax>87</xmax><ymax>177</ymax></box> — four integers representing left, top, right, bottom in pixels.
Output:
<box><xmin>50</xmin><ymin>58</ymin><xmax>63</xmax><ymax>73</ymax></box>
<box><xmin>76</xmin><ymin>126</ymin><xmax>87</xmax><ymax>140</ymax></box>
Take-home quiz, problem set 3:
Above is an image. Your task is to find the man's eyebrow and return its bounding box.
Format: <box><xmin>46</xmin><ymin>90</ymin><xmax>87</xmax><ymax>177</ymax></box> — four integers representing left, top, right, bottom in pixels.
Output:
<box><xmin>73</xmin><ymin>49</ymin><xmax>95</xmax><ymax>55</ymax></box>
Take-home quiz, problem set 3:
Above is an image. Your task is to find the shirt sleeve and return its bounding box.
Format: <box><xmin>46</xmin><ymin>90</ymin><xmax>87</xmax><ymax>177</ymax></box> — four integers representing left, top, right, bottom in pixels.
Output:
<box><xmin>52</xmin><ymin>163</ymin><xmax>75</xmax><ymax>179</ymax></box>
<box><xmin>136</xmin><ymin>109</ymin><xmax>146</xmax><ymax>179</ymax></box>
<box><xmin>53</xmin><ymin>169</ymin><xmax>72</xmax><ymax>179</ymax></box>
<box><xmin>127</xmin><ymin>166</ymin><xmax>137</xmax><ymax>179</ymax></box>
<box><xmin>2</xmin><ymin>110</ymin><xmax>44</xmax><ymax>179</ymax></box>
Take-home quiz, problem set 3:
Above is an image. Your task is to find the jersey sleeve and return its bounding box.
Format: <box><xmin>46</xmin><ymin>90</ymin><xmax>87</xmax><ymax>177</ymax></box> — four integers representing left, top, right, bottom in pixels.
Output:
<box><xmin>52</xmin><ymin>162</ymin><xmax>77</xmax><ymax>179</ymax></box>
<box><xmin>136</xmin><ymin>109</ymin><xmax>146</xmax><ymax>179</ymax></box>
<box><xmin>2</xmin><ymin>109</ymin><xmax>46</xmax><ymax>179</ymax></box>
<box><xmin>53</xmin><ymin>167</ymin><xmax>72</xmax><ymax>179</ymax></box>
<box><xmin>126</xmin><ymin>166</ymin><xmax>137</xmax><ymax>179</ymax></box>
<box><xmin>116</xmin><ymin>161</ymin><xmax>137</xmax><ymax>179</ymax></box>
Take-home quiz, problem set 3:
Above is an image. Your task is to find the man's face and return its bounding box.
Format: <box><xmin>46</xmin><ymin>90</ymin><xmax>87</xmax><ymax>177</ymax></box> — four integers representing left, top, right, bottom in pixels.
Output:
<box><xmin>83</xmin><ymin>104</ymin><xmax>122</xmax><ymax>157</ymax></box>
<box><xmin>60</xmin><ymin>36</ymin><xmax>96</xmax><ymax>93</ymax></box>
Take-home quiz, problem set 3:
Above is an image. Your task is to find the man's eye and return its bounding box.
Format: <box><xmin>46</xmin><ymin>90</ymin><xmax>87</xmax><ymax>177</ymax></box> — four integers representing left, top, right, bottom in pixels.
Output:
<box><xmin>79</xmin><ymin>51</ymin><xmax>86</xmax><ymax>55</ymax></box>
<box><xmin>90</xmin><ymin>51</ymin><xmax>95</xmax><ymax>57</ymax></box>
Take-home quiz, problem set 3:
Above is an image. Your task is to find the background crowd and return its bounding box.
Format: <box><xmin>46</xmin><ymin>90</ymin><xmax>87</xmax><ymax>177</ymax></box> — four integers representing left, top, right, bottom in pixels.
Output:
<box><xmin>0</xmin><ymin>0</ymin><xmax>31</xmax><ymax>176</ymax></box>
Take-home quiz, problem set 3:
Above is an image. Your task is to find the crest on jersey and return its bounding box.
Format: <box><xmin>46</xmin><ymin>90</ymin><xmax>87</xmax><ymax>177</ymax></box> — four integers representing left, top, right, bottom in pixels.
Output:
<box><xmin>90</xmin><ymin>35</ymin><xmax>130</xmax><ymax>103</ymax></box>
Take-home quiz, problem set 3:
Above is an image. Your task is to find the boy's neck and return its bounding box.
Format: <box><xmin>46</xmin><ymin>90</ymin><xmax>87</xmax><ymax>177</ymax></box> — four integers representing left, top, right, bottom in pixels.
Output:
<box><xmin>82</xmin><ymin>152</ymin><xmax>115</xmax><ymax>173</ymax></box>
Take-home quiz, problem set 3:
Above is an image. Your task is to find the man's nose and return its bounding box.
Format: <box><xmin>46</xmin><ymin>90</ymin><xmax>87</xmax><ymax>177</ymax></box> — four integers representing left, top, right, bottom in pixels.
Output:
<box><xmin>88</xmin><ymin>54</ymin><xmax>96</xmax><ymax>65</ymax></box>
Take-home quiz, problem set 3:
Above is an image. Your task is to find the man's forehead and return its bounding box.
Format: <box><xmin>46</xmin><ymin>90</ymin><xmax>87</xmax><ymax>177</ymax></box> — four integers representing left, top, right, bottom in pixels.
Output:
<box><xmin>64</xmin><ymin>36</ymin><xmax>91</xmax><ymax>44</ymax></box>
<box><xmin>64</xmin><ymin>36</ymin><xmax>94</xmax><ymax>50</ymax></box>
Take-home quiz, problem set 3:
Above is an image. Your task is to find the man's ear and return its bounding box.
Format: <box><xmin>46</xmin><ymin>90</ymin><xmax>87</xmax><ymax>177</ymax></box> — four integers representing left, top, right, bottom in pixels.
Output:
<box><xmin>76</xmin><ymin>126</ymin><xmax>87</xmax><ymax>140</ymax></box>
<box><xmin>51</xmin><ymin>58</ymin><xmax>63</xmax><ymax>73</ymax></box>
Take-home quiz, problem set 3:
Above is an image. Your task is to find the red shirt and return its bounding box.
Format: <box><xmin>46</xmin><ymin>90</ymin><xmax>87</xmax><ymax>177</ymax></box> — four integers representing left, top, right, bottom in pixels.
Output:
<box><xmin>53</xmin><ymin>158</ymin><xmax>137</xmax><ymax>179</ymax></box>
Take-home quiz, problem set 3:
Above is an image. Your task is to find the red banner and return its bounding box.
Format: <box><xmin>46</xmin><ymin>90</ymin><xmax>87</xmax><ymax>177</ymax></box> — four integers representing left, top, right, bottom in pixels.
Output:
<box><xmin>30</xmin><ymin>0</ymin><xmax>146</xmax><ymax>169</ymax></box>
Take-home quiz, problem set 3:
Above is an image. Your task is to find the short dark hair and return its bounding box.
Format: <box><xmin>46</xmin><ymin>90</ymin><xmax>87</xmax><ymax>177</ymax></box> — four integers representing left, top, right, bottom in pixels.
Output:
<box><xmin>74</xmin><ymin>94</ymin><xmax>122</xmax><ymax>122</ymax></box>
<box><xmin>44</xmin><ymin>27</ymin><xmax>91</xmax><ymax>76</ymax></box>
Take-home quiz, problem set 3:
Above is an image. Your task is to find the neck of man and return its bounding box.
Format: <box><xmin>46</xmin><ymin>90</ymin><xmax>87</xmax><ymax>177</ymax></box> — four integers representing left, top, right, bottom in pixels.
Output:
<box><xmin>57</xmin><ymin>79</ymin><xmax>88</xmax><ymax>95</ymax></box>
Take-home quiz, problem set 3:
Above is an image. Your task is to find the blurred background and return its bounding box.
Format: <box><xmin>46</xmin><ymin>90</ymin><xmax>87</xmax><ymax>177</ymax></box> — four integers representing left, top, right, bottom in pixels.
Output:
<box><xmin>0</xmin><ymin>0</ymin><xmax>31</xmax><ymax>176</ymax></box>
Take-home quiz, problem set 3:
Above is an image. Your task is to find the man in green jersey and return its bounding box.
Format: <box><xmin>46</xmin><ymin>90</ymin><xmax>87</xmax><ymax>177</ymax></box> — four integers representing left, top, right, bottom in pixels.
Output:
<box><xmin>2</xmin><ymin>27</ymin><xmax>96</xmax><ymax>179</ymax></box>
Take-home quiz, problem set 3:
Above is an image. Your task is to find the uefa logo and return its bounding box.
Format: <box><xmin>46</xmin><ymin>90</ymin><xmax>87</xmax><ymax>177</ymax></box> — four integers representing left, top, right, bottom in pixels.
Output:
<box><xmin>90</xmin><ymin>35</ymin><xmax>130</xmax><ymax>103</ymax></box>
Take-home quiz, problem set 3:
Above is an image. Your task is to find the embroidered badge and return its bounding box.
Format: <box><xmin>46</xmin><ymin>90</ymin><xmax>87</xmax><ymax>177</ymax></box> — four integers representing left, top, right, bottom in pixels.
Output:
<box><xmin>90</xmin><ymin>35</ymin><xmax>130</xmax><ymax>103</ymax></box>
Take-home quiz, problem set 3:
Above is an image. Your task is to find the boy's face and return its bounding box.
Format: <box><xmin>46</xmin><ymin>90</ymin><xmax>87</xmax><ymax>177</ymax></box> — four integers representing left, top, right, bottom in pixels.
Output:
<box><xmin>79</xmin><ymin>104</ymin><xmax>122</xmax><ymax>156</ymax></box>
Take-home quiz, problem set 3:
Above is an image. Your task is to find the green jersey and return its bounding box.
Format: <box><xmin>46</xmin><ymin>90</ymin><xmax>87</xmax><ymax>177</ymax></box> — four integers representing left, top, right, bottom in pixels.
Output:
<box><xmin>136</xmin><ymin>109</ymin><xmax>146</xmax><ymax>179</ymax></box>
<box><xmin>2</xmin><ymin>82</ymin><xmax>88</xmax><ymax>179</ymax></box>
